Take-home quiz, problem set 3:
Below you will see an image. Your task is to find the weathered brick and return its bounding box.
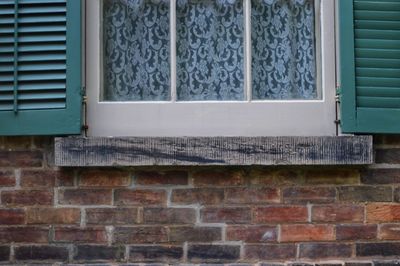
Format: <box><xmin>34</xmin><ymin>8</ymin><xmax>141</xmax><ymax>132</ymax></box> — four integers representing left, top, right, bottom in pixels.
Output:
<box><xmin>336</xmin><ymin>225</ymin><xmax>377</xmax><ymax>240</ymax></box>
<box><xmin>344</xmin><ymin>263</ymin><xmax>372</xmax><ymax>266</ymax></box>
<box><xmin>357</xmin><ymin>243</ymin><xmax>400</xmax><ymax>257</ymax></box>
<box><xmin>0</xmin><ymin>246</ymin><xmax>9</xmax><ymax>262</ymax></box>
<box><xmin>338</xmin><ymin>186</ymin><xmax>392</xmax><ymax>202</ymax></box>
<box><xmin>79</xmin><ymin>170</ymin><xmax>130</xmax><ymax>187</ymax></box>
<box><xmin>59</xmin><ymin>189</ymin><xmax>112</xmax><ymax>205</ymax></box>
<box><xmin>0</xmin><ymin>170</ymin><xmax>15</xmax><ymax>187</ymax></box>
<box><xmin>225</xmin><ymin>188</ymin><xmax>280</xmax><ymax>204</ymax></box>
<box><xmin>280</xmin><ymin>224</ymin><xmax>334</xmax><ymax>242</ymax></box>
<box><xmin>192</xmin><ymin>171</ymin><xmax>245</xmax><ymax>187</ymax></box>
<box><xmin>129</xmin><ymin>245</ymin><xmax>183</xmax><ymax>262</ymax></box>
<box><xmin>188</xmin><ymin>244</ymin><xmax>240</xmax><ymax>262</ymax></box>
<box><xmin>169</xmin><ymin>226</ymin><xmax>221</xmax><ymax>243</ymax></box>
<box><xmin>379</xmin><ymin>224</ymin><xmax>400</xmax><ymax>240</ymax></box>
<box><xmin>171</xmin><ymin>188</ymin><xmax>224</xmax><ymax>205</ymax></box>
<box><xmin>283</xmin><ymin>187</ymin><xmax>336</xmax><ymax>204</ymax></box>
<box><xmin>1</xmin><ymin>190</ymin><xmax>53</xmax><ymax>206</ymax></box>
<box><xmin>367</xmin><ymin>204</ymin><xmax>400</xmax><ymax>223</ymax></box>
<box><xmin>3</xmin><ymin>136</ymin><xmax>31</xmax><ymax>149</ymax></box>
<box><xmin>74</xmin><ymin>245</ymin><xmax>125</xmax><ymax>261</ymax></box>
<box><xmin>55</xmin><ymin>170</ymin><xmax>75</xmax><ymax>187</ymax></box>
<box><xmin>249</xmin><ymin>169</ymin><xmax>302</xmax><ymax>186</ymax></box>
<box><xmin>304</xmin><ymin>169</ymin><xmax>360</xmax><ymax>185</ymax></box>
<box><xmin>376</xmin><ymin>149</ymin><xmax>400</xmax><ymax>164</ymax></box>
<box><xmin>244</xmin><ymin>244</ymin><xmax>296</xmax><ymax>260</ymax></box>
<box><xmin>86</xmin><ymin>208</ymin><xmax>139</xmax><ymax>225</ymax></box>
<box><xmin>373</xmin><ymin>261</ymin><xmax>400</xmax><ymax>266</ymax></box>
<box><xmin>362</xmin><ymin>169</ymin><xmax>400</xmax><ymax>184</ymax></box>
<box><xmin>114</xmin><ymin>226</ymin><xmax>168</xmax><ymax>244</ymax></box>
<box><xmin>0</xmin><ymin>227</ymin><xmax>48</xmax><ymax>243</ymax></box>
<box><xmin>312</xmin><ymin>205</ymin><xmax>364</xmax><ymax>222</ymax></box>
<box><xmin>0</xmin><ymin>151</ymin><xmax>42</xmax><ymax>167</ymax></box>
<box><xmin>394</xmin><ymin>188</ymin><xmax>400</xmax><ymax>202</ymax></box>
<box><xmin>27</xmin><ymin>208</ymin><xmax>80</xmax><ymax>225</ymax></box>
<box><xmin>254</xmin><ymin>206</ymin><xmax>308</xmax><ymax>223</ymax></box>
<box><xmin>143</xmin><ymin>208</ymin><xmax>196</xmax><ymax>224</ymax></box>
<box><xmin>135</xmin><ymin>171</ymin><xmax>188</xmax><ymax>186</ymax></box>
<box><xmin>0</xmin><ymin>209</ymin><xmax>25</xmax><ymax>225</ymax></box>
<box><xmin>226</xmin><ymin>225</ymin><xmax>277</xmax><ymax>243</ymax></box>
<box><xmin>20</xmin><ymin>170</ymin><xmax>57</xmax><ymax>188</ymax></box>
<box><xmin>114</xmin><ymin>189</ymin><xmax>166</xmax><ymax>206</ymax></box>
<box><xmin>299</xmin><ymin>243</ymin><xmax>353</xmax><ymax>259</ymax></box>
<box><xmin>54</xmin><ymin>227</ymin><xmax>107</xmax><ymax>243</ymax></box>
<box><xmin>15</xmin><ymin>246</ymin><xmax>68</xmax><ymax>261</ymax></box>
<box><xmin>201</xmin><ymin>207</ymin><xmax>251</xmax><ymax>224</ymax></box>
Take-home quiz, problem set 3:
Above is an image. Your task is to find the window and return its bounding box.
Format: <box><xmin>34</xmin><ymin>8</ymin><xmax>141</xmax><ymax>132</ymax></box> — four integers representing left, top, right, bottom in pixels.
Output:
<box><xmin>86</xmin><ymin>0</ymin><xmax>336</xmax><ymax>137</ymax></box>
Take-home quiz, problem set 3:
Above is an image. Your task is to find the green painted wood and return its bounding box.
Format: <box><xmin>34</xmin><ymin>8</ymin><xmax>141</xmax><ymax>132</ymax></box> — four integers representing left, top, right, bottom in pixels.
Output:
<box><xmin>340</xmin><ymin>0</ymin><xmax>400</xmax><ymax>133</ymax></box>
<box><xmin>0</xmin><ymin>0</ymin><xmax>81</xmax><ymax>136</ymax></box>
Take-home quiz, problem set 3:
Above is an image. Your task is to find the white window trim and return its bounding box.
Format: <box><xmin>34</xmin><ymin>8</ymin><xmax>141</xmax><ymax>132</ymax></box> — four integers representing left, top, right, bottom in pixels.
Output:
<box><xmin>86</xmin><ymin>0</ymin><xmax>336</xmax><ymax>137</ymax></box>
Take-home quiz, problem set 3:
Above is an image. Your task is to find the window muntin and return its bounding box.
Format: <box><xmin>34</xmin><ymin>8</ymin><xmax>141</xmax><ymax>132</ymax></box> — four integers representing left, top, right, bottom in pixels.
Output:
<box><xmin>100</xmin><ymin>0</ymin><xmax>319</xmax><ymax>102</ymax></box>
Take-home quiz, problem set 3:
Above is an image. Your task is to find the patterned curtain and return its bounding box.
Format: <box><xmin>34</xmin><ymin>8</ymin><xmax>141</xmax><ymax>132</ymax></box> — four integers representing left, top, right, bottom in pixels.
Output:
<box><xmin>102</xmin><ymin>0</ymin><xmax>317</xmax><ymax>101</ymax></box>
<box><xmin>252</xmin><ymin>0</ymin><xmax>317</xmax><ymax>100</ymax></box>
<box><xmin>103</xmin><ymin>0</ymin><xmax>170</xmax><ymax>101</ymax></box>
<box><xmin>177</xmin><ymin>0</ymin><xmax>244</xmax><ymax>101</ymax></box>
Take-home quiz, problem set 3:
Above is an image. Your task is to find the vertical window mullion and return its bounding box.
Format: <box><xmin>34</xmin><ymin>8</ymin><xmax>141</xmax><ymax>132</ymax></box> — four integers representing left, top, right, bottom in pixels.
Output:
<box><xmin>171</xmin><ymin>0</ymin><xmax>177</xmax><ymax>102</ymax></box>
<box><xmin>244</xmin><ymin>0</ymin><xmax>252</xmax><ymax>102</ymax></box>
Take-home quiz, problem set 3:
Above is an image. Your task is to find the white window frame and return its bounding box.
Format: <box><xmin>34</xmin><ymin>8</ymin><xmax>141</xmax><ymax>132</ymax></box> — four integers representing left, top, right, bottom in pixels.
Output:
<box><xmin>86</xmin><ymin>0</ymin><xmax>336</xmax><ymax>137</ymax></box>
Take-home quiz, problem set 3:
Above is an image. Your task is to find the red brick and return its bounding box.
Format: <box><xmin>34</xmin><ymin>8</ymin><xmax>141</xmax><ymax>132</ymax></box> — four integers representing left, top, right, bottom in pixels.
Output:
<box><xmin>299</xmin><ymin>243</ymin><xmax>352</xmax><ymax>259</ymax></box>
<box><xmin>1</xmin><ymin>190</ymin><xmax>53</xmax><ymax>206</ymax></box>
<box><xmin>201</xmin><ymin>207</ymin><xmax>251</xmax><ymax>224</ymax></box>
<box><xmin>58</xmin><ymin>189</ymin><xmax>112</xmax><ymax>205</ymax></box>
<box><xmin>367</xmin><ymin>204</ymin><xmax>400</xmax><ymax>223</ymax></box>
<box><xmin>55</xmin><ymin>170</ymin><xmax>75</xmax><ymax>187</ymax></box>
<box><xmin>249</xmin><ymin>169</ymin><xmax>302</xmax><ymax>186</ymax></box>
<box><xmin>226</xmin><ymin>225</ymin><xmax>277</xmax><ymax>243</ymax></box>
<box><xmin>114</xmin><ymin>226</ymin><xmax>168</xmax><ymax>244</ymax></box>
<box><xmin>379</xmin><ymin>224</ymin><xmax>400</xmax><ymax>240</ymax></box>
<box><xmin>0</xmin><ymin>209</ymin><xmax>25</xmax><ymax>225</ymax></box>
<box><xmin>129</xmin><ymin>245</ymin><xmax>183</xmax><ymax>262</ymax></box>
<box><xmin>20</xmin><ymin>170</ymin><xmax>56</xmax><ymax>188</ymax></box>
<box><xmin>169</xmin><ymin>226</ymin><xmax>222</xmax><ymax>243</ymax></box>
<box><xmin>336</xmin><ymin>224</ymin><xmax>377</xmax><ymax>240</ymax></box>
<box><xmin>15</xmin><ymin>245</ymin><xmax>68</xmax><ymax>261</ymax></box>
<box><xmin>312</xmin><ymin>205</ymin><xmax>364</xmax><ymax>222</ymax></box>
<box><xmin>0</xmin><ymin>227</ymin><xmax>48</xmax><ymax>243</ymax></box>
<box><xmin>376</xmin><ymin>149</ymin><xmax>400</xmax><ymax>164</ymax></box>
<box><xmin>3</xmin><ymin>136</ymin><xmax>31</xmax><ymax>150</ymax></box>
<box><xmin>27</xmin><ymin>208</ymin><xmax>80</xmax><ymax>225</ymax></box>
<box><xmin>114</xmin><ymin>189</ymin><xmax>166</xmax><ymax>206</ymax></box>
<box><xmin>0</xmin><ymin>170</ymin><xmax>15</xmax><ymax>187</ymax></box>
<box><xmin>225</xmin><ymin>188</ymin><xmax>280</xmax><ymax>204</ymax></box>
<box><xmin>79</xmin><ymin>170</ymin><xmax>130</xmax><ymax>187</ymax></box>
<box><xmin>144</xmin><ymin>208</ymin><xmax>196</xmax><ymax>224</ymax></box>
<box><xmin>281</xmin><ymin>224</ymin><xmax>334</xmax><ymax>242</ymax></box>
<box><xmin>362</xmin><ymin>169</ymin><xmax>400</xmax><ymax>184</ymax></box>
<box><xmin>0</xmin><ymin>151</ymin><xmax>42</xmax><ymax>167</ymax></box>
<box><xmin>244</xmin><ymin>244</ymin><xmax>296</xmax><ymax>260</ymax></box>
<box><xmin>86</xmin><ymin>208</ymin><xmax>139</xmax><ymax>225</ymax></box>
<box><xmin>254</xmin><ymin>206</ymin><xmax>308</xmax><ymax>223</ymax></box>
<box><xmin>193</xmin><ymin>171</ymin><xmax>245</xmax><ymax>187</ymax></box>
<box><xmin>171</xmin><ymin>188</ymin><xmax>224</xmax><ymax>205</ymax></box>
<box><xmin>135</xmin><ymin>171</ymin><xmax>188</xmax><ymax>186</ymax></box>
<box><xmin>54</xmin><ymin>227</ymin><xmax>107</xmax><ymax>243</ymax></box>
<box><xmin>283</xmin><ymin>187</ymin><xmax>336</xmax><ymax>204</ymax></box>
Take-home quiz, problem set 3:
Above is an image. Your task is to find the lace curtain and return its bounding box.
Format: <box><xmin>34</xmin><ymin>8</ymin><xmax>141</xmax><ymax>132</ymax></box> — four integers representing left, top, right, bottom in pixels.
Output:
<box><xmin>252</xmin><ymin>0</ymin><xmax>317</xmax><ymax>99</ymax></box>
<box><xmin>103</xmin><ymin>0</ymin><xmax>317</xmax><ymax>101</ymax></box>
<box><xmin>103</xmin><ymin>0</ymin><xmax>170</xmax><ymax>101</ymax></box>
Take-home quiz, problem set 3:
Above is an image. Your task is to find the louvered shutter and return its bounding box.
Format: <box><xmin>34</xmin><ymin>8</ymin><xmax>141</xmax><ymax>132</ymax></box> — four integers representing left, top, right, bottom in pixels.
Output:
<box><xmin>340</xmin><ymin>0</ymin><xmax>400</xmax><ymax>133</ymax></box>
<box><xmin>0</xmin><ymin>0</ymin><xmax>81</xmax><ymax>136</ymax></box>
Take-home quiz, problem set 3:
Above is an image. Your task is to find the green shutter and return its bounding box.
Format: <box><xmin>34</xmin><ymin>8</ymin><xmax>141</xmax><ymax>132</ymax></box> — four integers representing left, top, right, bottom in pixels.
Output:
<box><xmin>0</xmin><ymin>0</ymin><xmax>81</xmax><ymax>136</ymax></box>
<box><xmin>340</xmin><ymin>0</ymin><xmax>400</xmax><ymax>133</ymax></box>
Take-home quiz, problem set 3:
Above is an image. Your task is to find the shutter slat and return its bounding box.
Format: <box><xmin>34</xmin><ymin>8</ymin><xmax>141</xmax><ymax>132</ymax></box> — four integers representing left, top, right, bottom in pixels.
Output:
<box><xmin>356</xmin><ymin>67</ymin><xmax>400</xmax><ymax>78</ymax></box>
<box><xmin>355</xmin><ymin>20</ymin><xmax>400</xmax><ymax>30</ymax></box>
<box><xmin>0</xmin><ymin>92</ymin><xmax>66</xmax><ymax>101</ymax></box>
<box><xmin>355</xmin><ymin>48</ymin><xmax>400</xmax><ymax>59</ymax></box>
<box><xmin>355</xmin><ymin>10</ymin><xmax>399</xmax><ymax>21</ymax></box>
<box><xmin>357</xmin><ymin>96</ymin><xmax>400</xmax><ymax>108</ymax></box>
<box><xmin>357</xmin><ymin>86</ymin><xmax>400</xmax><ymax>98</ymax></box>
<box><xmin>355</xmin><ymin>29</ymin><xmax>400</xmax><ymax>40</ymax></box>
<box><xmin>354</xmin><ymin>1</ymin><xmax>400</xmax><ymax>11</ymax></box>
<box><xmin>357</xmin><ymin>77</ymin><xmax>400</xmax><ymax>87</ymax></box>
<box><xmin>355</xmin><ymin>39</ymin><xmax>400</xmax><ymax>49</ymax></box>
<box><xmin>356</xmin><ymin>58</ymin><xmax>400</xmax><ymax>68</ymax></box>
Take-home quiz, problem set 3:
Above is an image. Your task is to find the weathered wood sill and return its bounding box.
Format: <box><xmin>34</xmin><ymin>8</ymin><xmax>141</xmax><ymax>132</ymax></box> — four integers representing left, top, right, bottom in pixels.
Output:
<box><xmin>54</xmin><ymin>136</ymin><xmax>373</xmax><ymax>167</ymax></box>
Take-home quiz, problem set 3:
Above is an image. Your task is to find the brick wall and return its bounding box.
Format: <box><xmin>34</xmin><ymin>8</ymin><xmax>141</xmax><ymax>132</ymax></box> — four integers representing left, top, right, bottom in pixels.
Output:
<box><xmin>0</xmin><ymin>136</ymin><xmax>400</xmax><ymax>265</ymax></box>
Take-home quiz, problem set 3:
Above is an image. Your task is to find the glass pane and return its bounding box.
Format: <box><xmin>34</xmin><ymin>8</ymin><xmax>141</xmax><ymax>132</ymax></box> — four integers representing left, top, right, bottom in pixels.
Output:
<box><xmin>103</xmin><ymin>0</ymin><xmax>170</xmax><ymax>101</ymax></box>
<box><xmin>177</xmin><ymin>0</ymin><xmax>244</xmax><ymax>101</ymax></box>
<box><xmin>252</xmin><ymin>0</ymin><xmax>317</xmax><ymax>100</ymax></box>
